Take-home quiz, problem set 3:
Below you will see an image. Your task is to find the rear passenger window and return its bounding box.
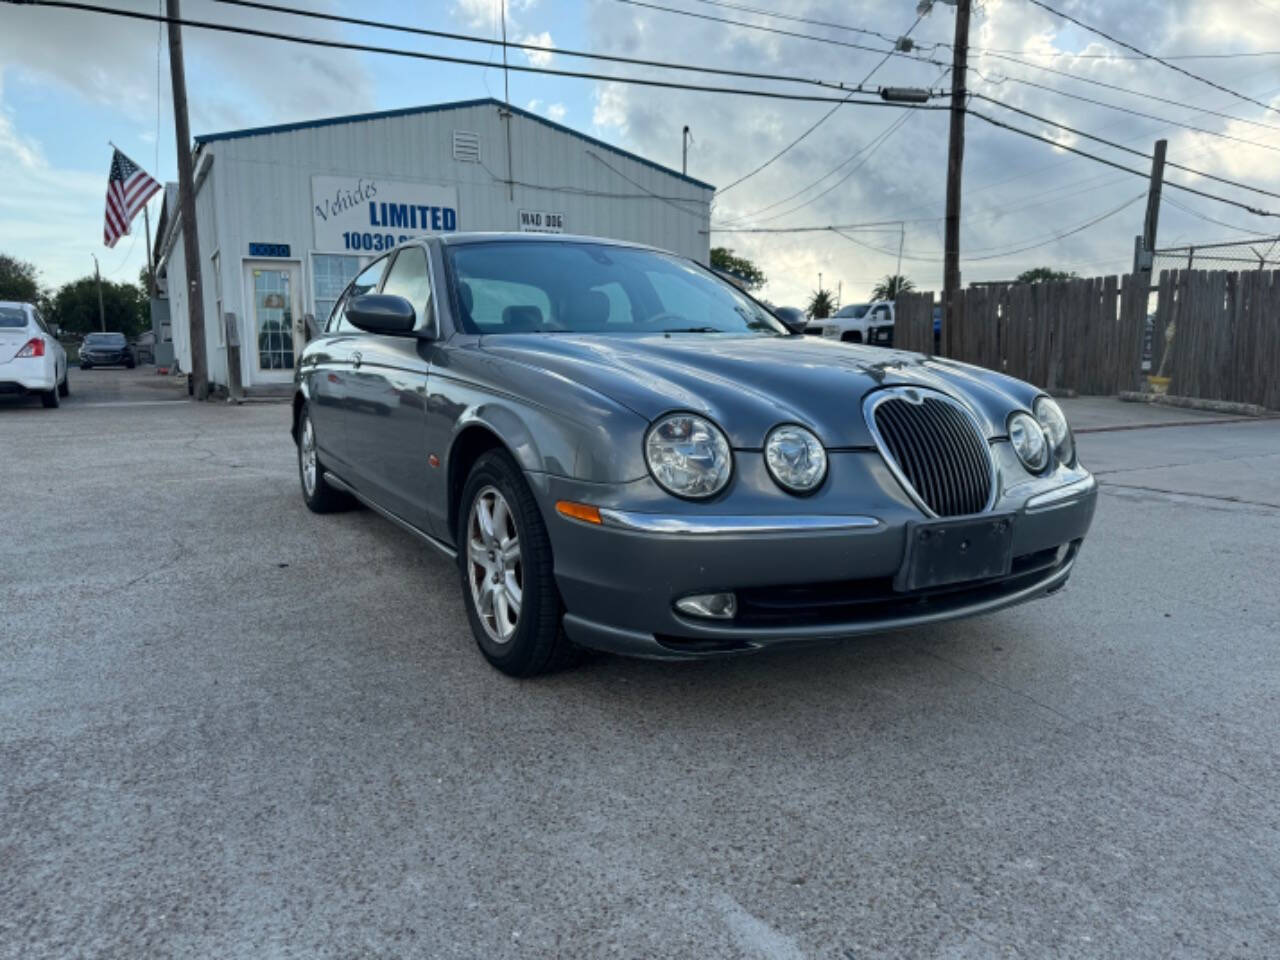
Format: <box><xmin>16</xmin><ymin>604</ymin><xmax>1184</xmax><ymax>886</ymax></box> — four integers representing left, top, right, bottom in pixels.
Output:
<box><xmin>0</xmin><ymin>306</ymin><xmax>28</xmax><ymax>328</ymax></box>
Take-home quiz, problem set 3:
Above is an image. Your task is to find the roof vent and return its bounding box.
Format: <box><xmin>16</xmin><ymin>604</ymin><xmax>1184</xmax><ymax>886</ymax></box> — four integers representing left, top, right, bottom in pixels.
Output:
<box><xmin>453</xmin><ymin>130</ymin><xmax>481</xmax><ymax>162</ymax></box>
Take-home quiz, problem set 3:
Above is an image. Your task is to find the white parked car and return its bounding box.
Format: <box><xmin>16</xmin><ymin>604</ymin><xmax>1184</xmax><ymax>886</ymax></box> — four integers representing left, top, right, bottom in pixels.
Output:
<box><xmin>805</xmin><ymin>300</ymin><xmax>896</xmax><ymax>346</ymax></box>
<box><xmin>0</xmin><ymin>301</ymin><xmax>69</xmax><ymax>408</ymax></box>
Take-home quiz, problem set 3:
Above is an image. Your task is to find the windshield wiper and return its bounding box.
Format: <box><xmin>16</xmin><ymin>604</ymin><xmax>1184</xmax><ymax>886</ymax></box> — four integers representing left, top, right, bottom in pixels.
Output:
<box><xmin>660</xmin><ymin>326</ymin><xmax>722</xmax><ymax>334</ymax></box>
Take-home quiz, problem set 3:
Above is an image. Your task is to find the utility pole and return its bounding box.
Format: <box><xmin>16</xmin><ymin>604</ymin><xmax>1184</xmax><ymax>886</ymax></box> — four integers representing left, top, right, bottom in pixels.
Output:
<box><xmin>942</xmin><ymin>0</ymin><xmax>971</xmax><ymax>355</ymax></box>
<box><xmin>682</xmin><ymin>125</ymin><xmax>691</xmax><ymax>175</ymax></box>
<box><xmin>142</xmin><ymin>204</ymin><xmax>156</xmax><ymax>298</ymax></box>
<box><xmin>91</xmin><ymin>253</ymin><xmax>106</xmax><ymax>332</ymax></box>
<box><xmin>1133</xmin><ymin>138</ymin><xmax>1167</xmax><ymax>277</ymax></box>
<box><xmin>167</xmin><ymin>0</ymin><xmax>208</xmax><ymax>400</ymax></box>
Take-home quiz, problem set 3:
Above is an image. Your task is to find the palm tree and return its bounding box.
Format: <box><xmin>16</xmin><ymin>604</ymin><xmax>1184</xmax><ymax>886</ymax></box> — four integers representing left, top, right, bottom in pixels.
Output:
<box><xmin>806</xmin><ymin>288</ymin><xmax>836</xmax><ymax>319</ymax></box>
<box><xmin>872</xmin><ymin>274</ymin><xmax>915</xmax><ymax>301</ymax></box>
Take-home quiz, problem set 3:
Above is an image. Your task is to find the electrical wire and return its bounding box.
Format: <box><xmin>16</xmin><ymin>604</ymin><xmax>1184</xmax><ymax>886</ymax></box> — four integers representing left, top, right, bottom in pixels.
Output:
<box><xmin>831</xmin><ymin>192</ymin><xmax>1144</xmax><ymax>264</ymax></box>
<box><xmin>971</xmin><ymin>69</ymin><xmax>1280</xmax><ymax>156</ymax></box>
<box><xmin>609</xmin><ymin>0</ymin><xmax>949</xmax><ymax>69</ymax></box>
<box><xmin>1022</xmin><ymin>0</ymin><xmax>1280</xmax><ymax>116</ymax></box>
<box><xmin>965</xmin><ymin>108</ymin><xmax>1280</xmax><ymax>217</ymax></box>
<box><xmin>969</xmin><ymin>93</ymin><xmax>1280</xmax><ymax>202</ymax></box>
<box><xmin>207</xmin><ymin>0</ymin><xmax>861</xmax><ymax>94</ymax></box>
<box><xmin>14</xmin><ymin>1</ymin><xmax>953</xmax><ymax>109</ymax></box>
<box><xmin>970</xmin><ymin>51</ymin><xmax>1280</xmax><ymax>134</ymax></box>
<box><xmin>1162</xmin><ymin>196</ymin><xmax>1277</xmax><ymax>237</ymax></box>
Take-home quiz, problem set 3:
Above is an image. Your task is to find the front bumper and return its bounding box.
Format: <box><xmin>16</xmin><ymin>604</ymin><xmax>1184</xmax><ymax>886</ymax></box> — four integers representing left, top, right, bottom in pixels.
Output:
<box><xmin>532</xmin><ymin>451</ymin><xmax>1097</xmax><ymax>659</ymax></box>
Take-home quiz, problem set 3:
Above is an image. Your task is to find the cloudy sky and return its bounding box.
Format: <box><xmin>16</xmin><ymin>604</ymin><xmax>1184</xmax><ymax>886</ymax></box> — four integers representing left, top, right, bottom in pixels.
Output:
<box><xmin>3</xmin><ymin>0</ymin><xmax>1279</xmax><ymax>306</ymax></box>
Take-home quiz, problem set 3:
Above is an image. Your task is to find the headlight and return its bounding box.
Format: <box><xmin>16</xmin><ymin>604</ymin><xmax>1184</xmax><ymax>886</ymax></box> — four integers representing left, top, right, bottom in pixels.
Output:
<box><xmin>765</xmin><ymin>424</ymin><xmax>827</xmax><ymax>493</ymax></box>
<box><xmin>645</xmin><ymin>413</ymin><xmax>732</xmax><ymax>498</ymax></box>
<box><xmin>1008</xmin><ymin>411</ymin><xmax>1049</xmax><ymax>473</ymax></box>
<box><xmin>1034</xmin><ymin>396</ymin><xmax>1075</xmax><ymax>466</ymax></box>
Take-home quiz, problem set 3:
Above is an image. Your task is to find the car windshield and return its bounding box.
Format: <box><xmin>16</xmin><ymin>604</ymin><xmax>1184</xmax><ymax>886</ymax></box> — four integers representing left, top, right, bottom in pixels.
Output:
<box><xmin>446</xmin><ymin>241</ymin><xmax>786</xmax><ymax>336</ymax></box>
<box><xmin>85</xmin><ymin>333</ymin><xmax>126</xmax><ymax>345</ymax></box>
<box><xmin>835</xmin><ymin>304</ymin><xmax>870</xmax><ymax>319</ymax></box>
<box><xmin>0</xmin><ymin>306</ymin><xmax>28</xmax><ymax>328</ymax></box>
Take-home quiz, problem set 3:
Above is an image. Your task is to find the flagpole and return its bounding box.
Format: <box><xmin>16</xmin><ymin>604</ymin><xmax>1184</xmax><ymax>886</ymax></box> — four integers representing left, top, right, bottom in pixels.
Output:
<box><xmin>143</xmin><ymin>204</ymin><xmax>156</xmax><ymax>297</ymax></box>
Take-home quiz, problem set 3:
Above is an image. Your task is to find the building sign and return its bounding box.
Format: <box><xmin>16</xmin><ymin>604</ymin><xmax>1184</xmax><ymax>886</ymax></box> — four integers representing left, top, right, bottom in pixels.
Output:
<box><xmin>518</xmin><ymin>209</ymin><xmax>565</xmax><ymax>234</ymax></box>
<box><xmin>248</xmin><ymin>242</ymin><xmax>291</xmax><ymax>257</ymax></box>
<box><xmin>312</xmin><ymin>175</ymin><xmax>458</xmax><ymax>253</ymax></box>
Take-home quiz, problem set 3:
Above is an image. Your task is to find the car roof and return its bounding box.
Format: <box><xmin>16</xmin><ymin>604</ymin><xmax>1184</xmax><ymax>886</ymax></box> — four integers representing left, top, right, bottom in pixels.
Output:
<box><xmin>0</xmin><ymin>301</ymin><xmax>33</xmax><ymax>311</ymax></box>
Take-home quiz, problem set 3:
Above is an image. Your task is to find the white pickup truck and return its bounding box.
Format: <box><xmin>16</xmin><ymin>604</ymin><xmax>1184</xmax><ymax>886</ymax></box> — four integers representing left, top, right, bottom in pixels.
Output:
<box><xmin>804</xmin><ymin>300</ymin><xmax>895</xmax><ymax>346</ymax></box>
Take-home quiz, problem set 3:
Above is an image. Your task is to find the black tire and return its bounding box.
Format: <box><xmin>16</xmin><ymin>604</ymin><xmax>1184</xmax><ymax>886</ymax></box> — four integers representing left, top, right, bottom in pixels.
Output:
<box><xmin>58</xmin><ymin>370</ymin><xmax>69</xmax><ymax>397</ymax></box>
<box><xmin>457</xmin><ymin>450</ymin><xmax>579</xmax><ymax>677</ymax></box>
<box><xmin>296</xmin><ymin>403</ymin><xmax>354</xmax><ymax>513</ymax></box>
<box><xmin>80</xmin><ymin>363</ymin><xmax>90</xmax><ymax>370</ymax></box>
<box><xmin>41</xmin><ymin>381</ymin><xmax>60</xmax><ymax>408</ymax></box>
<box><xmin>125</xmin><ymin>359</ymin><xmax>136</xmax><ymax>369</ymax></box>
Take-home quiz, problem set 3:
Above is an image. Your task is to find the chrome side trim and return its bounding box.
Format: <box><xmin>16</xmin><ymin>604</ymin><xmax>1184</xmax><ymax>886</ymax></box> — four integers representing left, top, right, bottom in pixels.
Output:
<box><xmin>323</xmin><ymin>471</ymin><xmax>458</xmax><ymax>559</ymax></box>
<box><xmin>862</xmin><ymin>385</ymin><xmax>999</xmax><ymax>519</ymax></box>
<box><xmin>1024</xmin><ymin>473</ymin><xmax>1097</xmax><ymax>512</ymax></box>
<box><xmin>596</xmin><ymin>510</ymin><xmax>880</xmax><ymax>535</ymax></box>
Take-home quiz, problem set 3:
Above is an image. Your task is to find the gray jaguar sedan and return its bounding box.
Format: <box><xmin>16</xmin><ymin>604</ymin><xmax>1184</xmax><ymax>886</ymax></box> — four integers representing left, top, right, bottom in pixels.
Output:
<box><xmin>293</xmin><ymin>234</ymin><xmax>1096</xmax><ymax>676</ymax></box>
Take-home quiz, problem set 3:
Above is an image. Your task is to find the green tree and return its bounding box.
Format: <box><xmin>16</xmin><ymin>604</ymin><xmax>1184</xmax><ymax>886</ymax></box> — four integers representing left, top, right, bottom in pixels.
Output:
<box><xmin>806</xmin><ymin>287</ymin><xmax>836</xmax><ymax>319</ymax></box>
<box><xmin>1014</xmin><ymin>266</ymin><xmax>1077</xmax><ymax>284</ymax></box>
<box><xmin>871</xmin><ymin>274</ymin><xmax>915</xmax><ymax>300</ymax></box>
<box><xmin>710</xmin><ymin>247</ymin><xmax>766</xmax><ymax>291</ymax></box>
<box><xmin>48</xmin><ymin>276</ymin><xmax>149</xmax><ymax>338</ymax></box>
<box><xmin>0</xmin><ymin>253</ymin><xmax>40</xmax><ymax>302</ymax></box>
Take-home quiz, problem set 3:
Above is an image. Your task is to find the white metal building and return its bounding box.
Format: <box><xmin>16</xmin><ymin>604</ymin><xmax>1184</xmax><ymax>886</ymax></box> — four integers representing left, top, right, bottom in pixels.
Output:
<box><xmin>153</xmin><ymin>96</ymin><xmax>714</xmax><ymax>392</ymax></box>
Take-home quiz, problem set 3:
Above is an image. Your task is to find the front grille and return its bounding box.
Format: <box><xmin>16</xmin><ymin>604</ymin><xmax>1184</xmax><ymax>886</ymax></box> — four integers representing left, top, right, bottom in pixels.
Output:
<box><xmin>870</xmin><ymin>389</ymin><xmax>993</xmax><ymax>516</ymax></box>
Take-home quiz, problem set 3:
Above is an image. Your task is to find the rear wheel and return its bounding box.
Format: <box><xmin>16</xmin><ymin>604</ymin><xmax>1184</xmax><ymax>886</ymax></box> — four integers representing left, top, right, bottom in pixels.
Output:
<box><xmin>58</xmin><ymin>369</ymin><xmax>69</xmax><ymax>397</ymax></box>
<box><xmin>458</xmin><ymin>451</ymin><xmax>578</xmax><ymax>676</ymax></box>
<box><xmin>297</xmin><ymin>404</ymin><xmax>354</xmax><ymax>513</ymax></box>
<box><xmin>40</xmin><ymin>381</ymin><xmax>60</xmax><ymax>408</ymax></box>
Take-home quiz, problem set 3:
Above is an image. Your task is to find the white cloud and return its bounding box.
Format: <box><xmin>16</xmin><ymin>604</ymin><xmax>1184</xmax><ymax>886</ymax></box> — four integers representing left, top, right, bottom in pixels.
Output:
<box><xmin>547</xmin><ymin>102</ymin><xmax>567</xmax><ymax>122</ymax></box>
<box><xmin>580</xmin><ymin>0</ymin><xmax>1280</xmax><ymax>305</ymax></box>
<box><xmin>521</xmin><ymin>30</ymin><xmax>555</xmax><ymax>67</ymax></box>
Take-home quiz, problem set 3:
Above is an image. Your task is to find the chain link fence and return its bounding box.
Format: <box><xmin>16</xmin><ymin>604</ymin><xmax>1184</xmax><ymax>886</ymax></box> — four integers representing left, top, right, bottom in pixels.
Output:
<box><xmin>1151</xmin><ymin>236</ymin><xmax>1280</xmax><ymax>276</ymax></box>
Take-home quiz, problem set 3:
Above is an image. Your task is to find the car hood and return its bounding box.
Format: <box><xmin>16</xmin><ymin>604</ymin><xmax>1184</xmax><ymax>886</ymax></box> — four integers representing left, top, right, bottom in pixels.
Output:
<box><xmin>480</xmin><ymin>333</ymin><xmax>1029</xmax><ymax>448</ymax></box>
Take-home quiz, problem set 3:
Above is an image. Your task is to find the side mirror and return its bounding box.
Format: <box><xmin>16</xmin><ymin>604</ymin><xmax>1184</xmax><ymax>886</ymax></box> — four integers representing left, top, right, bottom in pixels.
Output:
<box><xmin>346</xmin><ymin>294</ymin><xmax>417</xmax><ymax>335</ymax></box>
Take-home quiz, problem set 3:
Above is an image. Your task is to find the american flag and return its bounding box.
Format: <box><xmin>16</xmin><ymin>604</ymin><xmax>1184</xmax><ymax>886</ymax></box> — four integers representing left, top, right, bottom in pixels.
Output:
<box><xmin>103</xmin><ymin>148</ymin><xmax>161</xmax><ymax>248</ymax></box>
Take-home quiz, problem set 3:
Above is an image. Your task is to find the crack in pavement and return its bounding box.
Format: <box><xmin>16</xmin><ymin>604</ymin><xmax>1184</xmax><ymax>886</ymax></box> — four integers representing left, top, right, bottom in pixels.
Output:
<box><xmin>1098</xmin><ymin>481</ymin><xmax>1280</xmax><ymax>511</ymax></box>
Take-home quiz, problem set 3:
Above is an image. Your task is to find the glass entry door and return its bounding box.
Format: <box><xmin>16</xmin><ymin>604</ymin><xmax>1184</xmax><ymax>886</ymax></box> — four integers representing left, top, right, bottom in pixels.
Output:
<box><xmin>245</xmin><ymin>261</ymin><xmax>302</xmax><ymax>374</ymax></box>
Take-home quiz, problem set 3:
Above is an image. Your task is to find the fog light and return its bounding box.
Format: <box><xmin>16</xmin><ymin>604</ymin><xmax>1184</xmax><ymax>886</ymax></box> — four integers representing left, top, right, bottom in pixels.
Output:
<box><xmin>674</xmin><ymin>592</ymin><xmax>737</xmax><ymax>619</ymax></box>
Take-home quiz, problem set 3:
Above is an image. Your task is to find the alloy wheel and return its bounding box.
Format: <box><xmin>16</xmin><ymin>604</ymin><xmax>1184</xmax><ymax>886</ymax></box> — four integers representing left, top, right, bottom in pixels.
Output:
<box><xmin>300</xmin><ymin>416</ymin><xmax>318</xmax><ymax>497</ymax></box>
<box><xmin>467</xmin><ymin>485</ymin><xmax>523</xmax><ymax>644</ymax></box>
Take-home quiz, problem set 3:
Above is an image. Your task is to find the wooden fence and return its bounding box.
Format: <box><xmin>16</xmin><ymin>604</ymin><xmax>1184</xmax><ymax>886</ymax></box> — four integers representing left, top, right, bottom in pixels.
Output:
<box><xmin>893</xmin><ymin>275</ymin><xmax>1147</xmax><ymax>397</ymax></box>
<box><xmin>1156</xmin><ymin>269</ymin><xmax>1280</xmax><ymax>410</ymax></box>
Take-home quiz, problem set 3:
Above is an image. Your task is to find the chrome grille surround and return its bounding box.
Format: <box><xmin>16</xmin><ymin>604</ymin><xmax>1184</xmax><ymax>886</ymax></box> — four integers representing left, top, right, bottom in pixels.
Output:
<box><xmin>864</xmin><ymin>386</ymin><xmax>997</xmax><ymax>518</ymax></box>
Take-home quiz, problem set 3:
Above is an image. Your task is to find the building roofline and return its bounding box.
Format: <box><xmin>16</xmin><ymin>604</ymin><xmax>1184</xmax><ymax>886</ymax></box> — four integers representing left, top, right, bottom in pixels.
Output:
<box><xmin>193</xmin><ymin>97</ymin><xmax>715</xmax><ymax>191</ymax></box>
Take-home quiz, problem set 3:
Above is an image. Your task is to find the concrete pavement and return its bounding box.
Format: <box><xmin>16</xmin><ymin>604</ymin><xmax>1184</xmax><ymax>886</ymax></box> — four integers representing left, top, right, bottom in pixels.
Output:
<box><xmin>2</xmin><ymin>376</ymin><xmax>1277</xmax><ymax>959</ymax></box>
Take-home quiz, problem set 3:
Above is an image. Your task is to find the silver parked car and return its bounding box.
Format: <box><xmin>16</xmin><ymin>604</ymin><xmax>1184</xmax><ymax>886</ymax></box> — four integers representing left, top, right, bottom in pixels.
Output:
<box><xmin>293</xmin><ymin>234</ymin><xmax>1096</xmax><ymax>676</ymax></box>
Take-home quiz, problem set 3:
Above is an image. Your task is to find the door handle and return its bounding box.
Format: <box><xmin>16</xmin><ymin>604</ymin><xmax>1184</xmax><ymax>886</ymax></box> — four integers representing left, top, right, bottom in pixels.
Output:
<box><xmin>351</xmin><ymin>351</ymin><xmax>362</xmax><ymax>368</ymax></box>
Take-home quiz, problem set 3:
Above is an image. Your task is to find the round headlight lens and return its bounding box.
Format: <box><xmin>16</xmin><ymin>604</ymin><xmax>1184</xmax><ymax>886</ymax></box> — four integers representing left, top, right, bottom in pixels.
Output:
<box><xmin>765</xmin><ymin>424</ymin><xmax>827</xmax><ymax>493</ymax></box>
<box><xmin>1034</xmin><ymin>396</ymin><xmax>1075</xmax><ymax>466</ymax></box>
<box><xmin>1009</xmin><ymin>411</ymin><xmax>1050</xmax><ymax>473</ymax></box>
<box><xmin>645</xmin><ymin>413</ymin><xmax>732</xmax><ymax>498</ymax></box>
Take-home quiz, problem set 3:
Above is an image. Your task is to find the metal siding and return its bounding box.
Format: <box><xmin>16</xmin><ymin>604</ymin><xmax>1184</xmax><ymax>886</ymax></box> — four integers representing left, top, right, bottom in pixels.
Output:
<box><xmin>171</xmin><ymin>103</ymin><xmax>711</xmax><ymax>386</ymax></box>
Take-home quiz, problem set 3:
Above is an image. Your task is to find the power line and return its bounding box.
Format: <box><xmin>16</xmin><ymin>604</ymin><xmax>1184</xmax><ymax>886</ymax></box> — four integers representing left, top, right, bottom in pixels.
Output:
<box><xmin>208</xmin><ymin>0</ymin><xmax>860</xmax><ymax>95</ymax></box>
<box><xmin>972</xmin><ymin>69</ymin><xmax>1280</xmax><ymax>156</ymax></box>
<box><xmin>1021</xmin><ymin>0</ymin><xmax>1280</xmax><ymax>116</ymax></box>
<box><xmin>1162</xmin><ymin>196</ymin><xmax>1277</xmax><ymax>237</ymax></box>
<box><xmin>966</xmin><ymin>46</ymin><xmax>1280</xmax><ymax>62</ymax></box>
<box><xmin>715</xmin><ymin>11</ymin><xmax>926</xmax><ymax>199</ymax></box>
<box><xmin>15</xmin><ymin>1</ymin><xmax>954</xmax><ymax>109</ymax></box>
<box><xmin>832</xmin><ymin>192</ymin><xmax>1144</xmax><ymax>263</ymax></box>
<box><xmin>684</xmin><ymin>0</ymin><xmax>901</xmax><ymax>44</ymax></box>
<box><xmin>965</xmin><ymin>108</ymin><xmax>1280</xmax><ymax>217</ymax></box>
<box><xmin>609</xmin><ymin>0</ymin><xmax>949</xmax><ymax>69</ymax></box>
<box><xmin>971</xmin><ymin>51</ymin><xmax>1280</xmax><ymax>134</ymax></box>
<box><xmin>968</xmin><ymin>93</ymin><xmax>1280</xmax><ymax>202</ymax></box>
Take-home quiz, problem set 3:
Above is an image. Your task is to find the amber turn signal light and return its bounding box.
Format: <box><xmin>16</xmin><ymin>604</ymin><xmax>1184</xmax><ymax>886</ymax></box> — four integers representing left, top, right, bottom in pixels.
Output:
<box><xmin>555</xmin><ymin>501</ymin><xmax>602</xmax><ymax>524</ymax></box>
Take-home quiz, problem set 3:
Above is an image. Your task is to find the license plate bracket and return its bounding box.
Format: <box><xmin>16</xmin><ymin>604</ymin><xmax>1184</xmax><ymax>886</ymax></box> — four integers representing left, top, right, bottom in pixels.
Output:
<box><xmin>894</xmin><ymin>513</ymin><xmax>1016</xmax><ymax>592</ymax></box>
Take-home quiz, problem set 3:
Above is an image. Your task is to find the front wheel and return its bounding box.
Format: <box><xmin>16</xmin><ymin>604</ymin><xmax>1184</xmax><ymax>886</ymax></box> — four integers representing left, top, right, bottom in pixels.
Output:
<box><xmin>297</xmin><ymin>404</ymin><xmax>353</xmax><ymax>513</ymax></box>
<box><xmin>458</xmin><ymin>451</ymin><xmax>578</xmax><ymax>676</ymax></box>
